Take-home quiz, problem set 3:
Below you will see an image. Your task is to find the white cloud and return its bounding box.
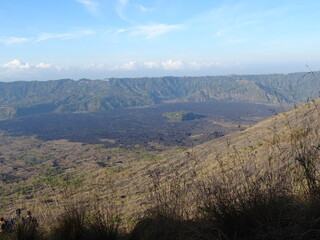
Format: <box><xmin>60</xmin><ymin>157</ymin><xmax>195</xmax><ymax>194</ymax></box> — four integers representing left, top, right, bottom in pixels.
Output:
<box><xmin>161</xmin><ymin>60</ymin><xmax>184</xmax><ymax>70</ymax></box>
<box><xmin>137</xmin><ymin>4</ymin><xmax>153</xmax><ymax>12</ymax></box>
<box><xmin>143</xmin><ymin>61</ymin><xmax>159</xmax><ymax>69</ymax></box>
<box><xmin>36</xmin><ymin>33</ymin><xmax>72</xmax><ymax>42</ymax></box>
<box><xmin>215</xmin><ymin>20</ymin><xmax>255</xmax><ymax>38</ymax></box>
<box><xmin>120</xmin><ymin>61</ymin><xmax>138</xmax><ymax>70</ymax></box>
<box><xmin>2</xmin><ymin>59</ymin><xmax>58</xmax><ymax>72</ymax></box>
<box><xmin>216</xmin><ymin>27</ymin><xmax>230</xmax><ymax>37</ymax></box>
<box><xmin>83</xmin><ymin>63</ymin><xmax>107</xmax><ymax>70</ymax></box>
<box><xmin>116</xmin><ymin>28</ymin><xmax>126</xmax><ymax>34</ymax></box>
<box><xmin>0</xmin><ymin>37</ymin><xmax>32</xmax><ymax>45</ymax></box>
<box><xmin>116</xmin><ymin>0</ymin><xmax>153</xmax><ymax>22</ymax></box>
<box><xmin>36</xmin><ymin>30</ymin><xmax>94</xmax><ymax>42</ymax></box>
<box><xmin>0</xmin><ymin>59</ymin><xmax>240</xmax><ymax>81</ymax></box>
<box><xmin>0</xmin><ymin>59</ymin><xmax>228</xmax><ymax>80</ymax></box>
<box><xmin>77</xmin><ymin>0</ymin><xmax>99</xmax><ymax>7</ymax></box>
<box><xmin>119</xmin><ymin>24</ymin><xmax>184</xmax><ymax>39</ymax></box>
<box><xmin>118</xmin><ymin>0</ymin><xmax>128</xmax><ymax>5</ymax></box>
<box><xmin>36</xmin><ymin>63</ymin><xmax>53</xmax><ymax>69</ymax></box>
<box><xmin>0</xmin><ymin>30</ymin><xmax>94</xmax><ymax>45</ymax></box>
<box><xmin>116</xmin><ymin>0</ymin><xmax>128</xmax><ymax>21</ymax></box>
<box><xmin>76</xmin><ymin>0</ymin><xmax>100</xmax><ymax>16</ymax></box>
<box><xmin>115</xmin><ymin>60</ymin><xmax>221</xmax><ymax>71</ymax></box>
<box><xmin>3</xmin><ymin>59</ymin><xmax>31</xmax><ymax>69</ymax></box>
<box><xmin>189</xmin><ymin>61</ymin><xmax>221</xmax><ymax>69</ymax></box>
<box><xmin>0</xmin><ymin>60</ymin><xmax>67</xmax><ymax>81</ymax></box>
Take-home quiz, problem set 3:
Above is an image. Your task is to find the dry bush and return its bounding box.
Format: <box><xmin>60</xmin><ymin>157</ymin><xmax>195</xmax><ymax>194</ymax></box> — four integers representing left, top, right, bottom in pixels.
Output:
<box><xmin>0</xmin><ymin>221</ymin><xmax>43</xmax><ymax>240</ymax></box>
<box><xmin>48</xmin><ymin>205</ymin><xmax>124</xmax><ymax>240</ymax></box>
<box><xmin>129</xmin><ymin>100</ymin><xmax>320</xmax><ymax>240</ymax></box>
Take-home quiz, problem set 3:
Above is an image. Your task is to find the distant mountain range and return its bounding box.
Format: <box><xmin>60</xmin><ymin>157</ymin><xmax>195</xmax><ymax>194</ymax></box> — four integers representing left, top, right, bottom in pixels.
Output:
<box><xmin>0</xmin><ymin>71</ymin><xmax>319</xmax><ymax>119</ymax></box>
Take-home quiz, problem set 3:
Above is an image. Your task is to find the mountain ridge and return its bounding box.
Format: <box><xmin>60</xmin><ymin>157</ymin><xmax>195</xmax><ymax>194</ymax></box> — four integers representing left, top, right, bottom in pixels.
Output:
<box><xmin>0</xmin><ymin>71</ymin><xmax>319</xmax><ymax>119</ymax></box>
<box><xmin>0</xmin><ymin>97</ymin><xmax>319</xmax><ymax>218</ymax></box>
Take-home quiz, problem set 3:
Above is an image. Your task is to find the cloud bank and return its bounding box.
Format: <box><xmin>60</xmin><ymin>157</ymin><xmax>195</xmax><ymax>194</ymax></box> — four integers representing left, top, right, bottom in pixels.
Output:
<box><xmin>0</xmin><ymin>59</ymin><xmax>225</xmax><ymax>81</ymax></box>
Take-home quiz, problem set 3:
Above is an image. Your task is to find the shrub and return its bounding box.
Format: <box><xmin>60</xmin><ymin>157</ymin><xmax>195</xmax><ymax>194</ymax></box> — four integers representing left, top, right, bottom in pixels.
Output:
<box><xmin>49</xmin><ymin>207</ymin><xmax>86</xmax><ymax>240</ymax></box>
<box><xmin>0</xmin><ymin>221</ymin><xmax>43</xmax><ymax>240</ymax></box>
<box><xmin>48</xmin><ymin>206</ymin><xmax>124</xmax><ymax>240</ymax></box>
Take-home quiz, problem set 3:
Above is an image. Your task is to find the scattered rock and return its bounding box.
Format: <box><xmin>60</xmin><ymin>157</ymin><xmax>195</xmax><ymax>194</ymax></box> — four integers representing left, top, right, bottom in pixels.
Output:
<box><xmin>96</xmin><ymin>161</ymin><xmax>107</xmax><ymax>167</ymax></box>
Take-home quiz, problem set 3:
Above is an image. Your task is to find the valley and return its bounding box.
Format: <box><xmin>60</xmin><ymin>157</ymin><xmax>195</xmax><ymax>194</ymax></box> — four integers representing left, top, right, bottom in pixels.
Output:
<box><xmin>0</xmin><ymin>72</ymin><xmax>316</xmax><ymax>120</ymax></box>
<box><xmin>0</xmin><ymin>75</ymin><xmax>318</xmax><ymax>239</ymax></box>
<box><xmin>2</xmin><ymin>1</ymin><xmax>320</xmax><ymax>237</ymax></box>
<box><xmin>0</xmin><ymin>92</ymin><xmax>319</xmax><ymax>240</ymax></box>
<box><xmin>0</xmin><ymin>101</ymin><xmax>281</xmax><ymax>148</ymax></box>
<box><xmin>0</xmin><ymin>99</ymin><xmax>282</xmax><ymax>217</ymax></box>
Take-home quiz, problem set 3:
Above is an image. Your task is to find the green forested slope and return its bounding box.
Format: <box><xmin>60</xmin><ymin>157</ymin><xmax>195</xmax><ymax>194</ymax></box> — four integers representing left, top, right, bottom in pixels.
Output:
<box><xmin>0</xmin><ymin>72</ymin><xmax>319</xmax><ymax>119</ymax></box>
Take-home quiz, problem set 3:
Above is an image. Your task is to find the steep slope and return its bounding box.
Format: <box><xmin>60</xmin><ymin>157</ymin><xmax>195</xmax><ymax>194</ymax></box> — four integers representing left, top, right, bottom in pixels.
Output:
<box><xmin>0</xmin><ymin>98</ymin><xmax>319</xmax><ymax>221</ymax></box>
<box><xmin>0</xmin><ymin>71</ymin><xmax>319</xmax><ymax>119</ymax></box>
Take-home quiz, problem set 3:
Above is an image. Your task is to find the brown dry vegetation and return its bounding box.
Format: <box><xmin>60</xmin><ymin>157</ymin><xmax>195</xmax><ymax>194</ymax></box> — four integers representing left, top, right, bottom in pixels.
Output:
<box><xmin>1</xmin><ymin>98</ymin><xmax>320</xmax><ymax>239</ymax></box>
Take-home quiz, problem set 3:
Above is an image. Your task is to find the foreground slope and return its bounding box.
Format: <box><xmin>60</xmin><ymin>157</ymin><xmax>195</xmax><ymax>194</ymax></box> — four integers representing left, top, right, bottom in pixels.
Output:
<box><xmin>0</xmin><ymin>98</ymin><xmax>319</xmax><ymax>225</ymax></box>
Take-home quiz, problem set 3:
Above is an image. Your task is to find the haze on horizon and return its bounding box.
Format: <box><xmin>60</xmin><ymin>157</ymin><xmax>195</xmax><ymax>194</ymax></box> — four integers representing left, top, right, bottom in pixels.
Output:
<box><xmin>1</xmin><ymin>0</ymin><xmax>320</xmax><ymax>81</ymax></box>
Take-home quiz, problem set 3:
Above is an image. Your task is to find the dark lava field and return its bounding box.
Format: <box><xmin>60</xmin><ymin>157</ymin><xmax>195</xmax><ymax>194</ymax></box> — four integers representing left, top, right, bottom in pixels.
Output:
<box><xmin>0</xmin><ymin>101</ymin><xmax>282</xmax><ymax>149</ymax></box>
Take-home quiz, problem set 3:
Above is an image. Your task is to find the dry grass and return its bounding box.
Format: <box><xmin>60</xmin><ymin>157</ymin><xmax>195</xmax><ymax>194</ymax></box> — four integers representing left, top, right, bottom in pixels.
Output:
<box><xmin>1</xmin><ymin>99</ymin><xmax>320</xmax><ymax>239</ymax></box>
<box><xmin>126</xmin><ymin>99</ymin><xmax>320</xmax><ymax>239</ymax></box>
<box><xmin>47</xmin><ymin>205</ymin><xmax>124</xmax><ymax>240</ymax></box>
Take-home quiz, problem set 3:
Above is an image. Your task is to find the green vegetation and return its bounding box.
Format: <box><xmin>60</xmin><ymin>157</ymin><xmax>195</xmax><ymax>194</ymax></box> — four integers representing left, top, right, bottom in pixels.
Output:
<box><xmin>2</xmin><ymin>132</ymin><xmax>320</xmax><ymax>240</ymax></box>
<box><xmin>42</xmin><ymin>168</ymin><xmax>65</xmax><ymax>188</ymax></box>
<box><xmin>0</xmin><ymin>72</ymin><xmax>319</xmax><ymax>119</ymax></box>
<box><xmin>23</xmin><ymin>157</ymin><xmax>43</xmax><ymax>166</ymax></box>
<box><xmin>107</xmin><ymin>166</ymin><xmax>126</xmax><ymax>174</ymax></box>
<box><xmin>39</xmin><ymin>168</ymin><xmax>84</xmax><ymax>189</ymax></box>
<box><xmin>1</xmin><ymin>78</ymin><xmax>320</xmax><ymax>239</ymax></box>
<box><xmin>162</xmin><ymin>111</ymin><xmax>205</xmax><ymax>122</ymax></box>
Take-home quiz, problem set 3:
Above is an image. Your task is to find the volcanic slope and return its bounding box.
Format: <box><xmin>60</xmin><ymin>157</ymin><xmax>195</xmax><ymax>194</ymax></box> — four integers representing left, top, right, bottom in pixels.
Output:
<box><xmin>0</xmin><ymin>71</ymin><xmax>318</xmax><ymax>119</ymax></box>
<box><xmin>0</xmin><ymin>99</ymin><xmax>319</xmax><ymax>220</ymax></box>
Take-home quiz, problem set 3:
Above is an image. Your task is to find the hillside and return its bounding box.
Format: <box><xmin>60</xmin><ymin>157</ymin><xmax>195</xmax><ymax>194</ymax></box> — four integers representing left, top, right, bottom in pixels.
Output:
<box><xmin>0</xmin><ymin>97</ymin><xmax>320</xmax><ymax>239</ymax></box>
<box><xmin>0</xmin><ymin>97</ymin><xmax>319</xmax><ymax>217</ymax></box>
<box><xmin>0</xmin><ymin>71</ymin><xmax>319</xmax><ymax>119</ymax></box>
<box><xmin>162</xmin><ymin>111</ymin><xmax>206</xmax><ymax>122</ymax></box>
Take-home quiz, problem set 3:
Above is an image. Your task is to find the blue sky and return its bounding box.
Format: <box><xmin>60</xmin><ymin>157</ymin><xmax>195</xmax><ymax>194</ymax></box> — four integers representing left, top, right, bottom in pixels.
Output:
<box><xmin>0</xmin><ymin>0</ymin><xmax>320</xmax><ymax>81</ymax></box>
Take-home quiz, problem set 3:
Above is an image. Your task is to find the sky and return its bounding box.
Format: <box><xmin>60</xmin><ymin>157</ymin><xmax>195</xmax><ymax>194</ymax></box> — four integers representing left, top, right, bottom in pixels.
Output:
<box><xmin>1</xmin><ymin>0</ymin><xmax>320</xmax><ymax>81</ymax></box>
